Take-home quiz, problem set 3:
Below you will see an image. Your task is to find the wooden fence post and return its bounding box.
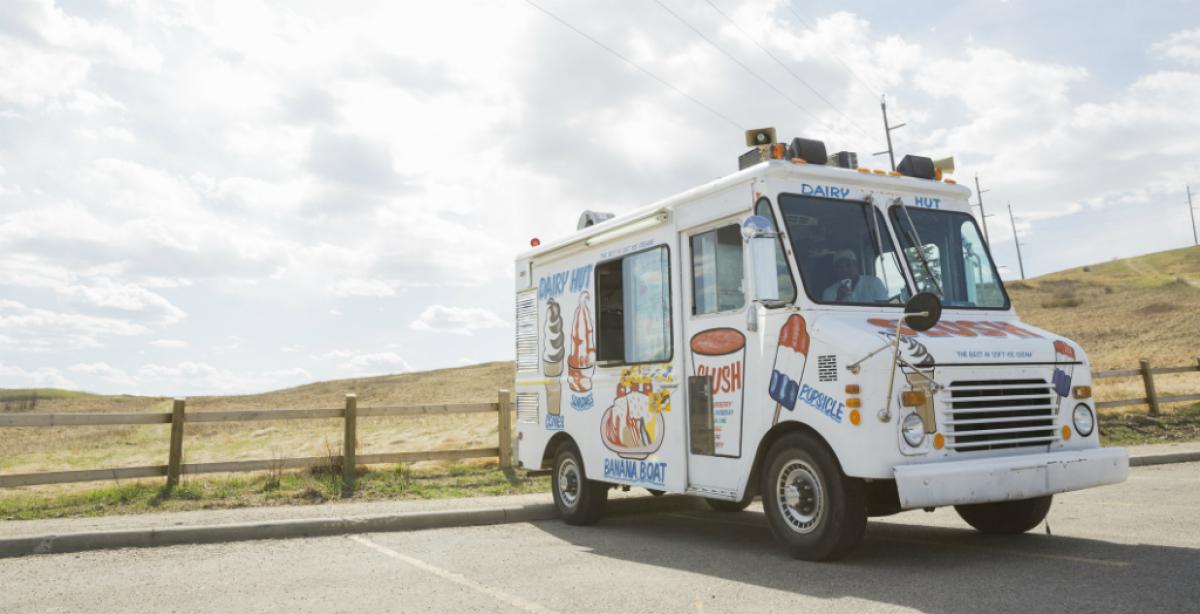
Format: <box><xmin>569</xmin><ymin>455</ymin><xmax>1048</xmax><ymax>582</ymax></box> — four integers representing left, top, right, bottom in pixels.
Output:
<box><xmin>342</xmin><ymin>394</ymin><xmax>357</xmax><ymax>496</ymax></box>
<box><xmin>497</xmin><ymin>389</ymin><xmax>513</xmax><ymax>470</ymax></box>
<box><xmin>166</xmin><ymin>398</ymin><xmax>186</xmax><ymax>488</ymax></box>
<box><xmin>1140</xmin><ymin>359</ymin><xmax>1160</xmax><ymax>417</ymax></box>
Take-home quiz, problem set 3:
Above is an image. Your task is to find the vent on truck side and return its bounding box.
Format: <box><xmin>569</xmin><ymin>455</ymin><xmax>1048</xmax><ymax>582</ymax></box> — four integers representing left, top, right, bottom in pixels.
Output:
<box><xmin>516</xmin><ymin>289</ymin><xmax>538</xmax><ymax>373</ymax></box>
<box><xmin>945</xmin><ymin>379</ymin><xmax>1058</xmax><ymax>452</ymax></box>
<box><xmin>516</xmin><ymin>392</ymin><xmax>539</xmax><ymax>424</ymax></box>
<box><xmin>817</xmin><ymin>355</ymin><xmax>838</xmax><ymax>382</ymax></box>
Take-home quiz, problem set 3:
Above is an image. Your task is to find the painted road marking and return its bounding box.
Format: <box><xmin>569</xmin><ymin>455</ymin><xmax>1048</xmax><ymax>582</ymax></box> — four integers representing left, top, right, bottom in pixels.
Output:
<box><xmin>348</xmin><ymin>535</ymin><xmax>560</xmax><ymax>614</ymax></box>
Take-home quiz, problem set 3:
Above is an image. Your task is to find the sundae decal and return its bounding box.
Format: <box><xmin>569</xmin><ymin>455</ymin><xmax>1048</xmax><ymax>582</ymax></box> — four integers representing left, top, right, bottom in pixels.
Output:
<box><xmin>691</xmin><ymin>328</ymin><xmax>745</xmax><ymax>456</ymax></box>
<box><xmin>868</xmin><ymin>318</ymin><xmax>1042</xmax><ymax>339</ymax></box>
<box><xmin>543</xmin><ymin>298</ymin><xmax>565</xmax><ymax>416</ymax></box>
<box><xmin>601</xmin><ymin>365</ymin><xmax>672</xmax><ymax>460</ymax></box>
<box><xmin>768</xmin><ymin>315</ymin><xmax>809</xmax><ymax>425</ymax></box>
<box><xmin>1052</xmin><ymin>340</ymin><xmax>1076</xmax><ymax>404</ymax></box>
<box><xmin>568</xmin><ymin>290</ymin><xmax>596</xmax><ymax>411</ymax></box>
<box><xmin>603</xmin><ymin>457</ymin><xmax>668</xmax><ymax>487</ymax></box>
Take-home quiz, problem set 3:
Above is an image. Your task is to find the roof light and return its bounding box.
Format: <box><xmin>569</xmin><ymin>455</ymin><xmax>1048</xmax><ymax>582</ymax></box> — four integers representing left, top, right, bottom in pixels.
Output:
<box><xmin>530</xmin><ymin>238</ymin><xmax>541</xmax><ymax>247</ymax></box>
<box><xmin>785</xmin><ymin>137</ymin><xmax>827</xmax><ymax>165</ymax></box>
<box><xmin>897</xmin><ymin>155</ymin><xmax>936</xmax><ymax>180</ymax></box>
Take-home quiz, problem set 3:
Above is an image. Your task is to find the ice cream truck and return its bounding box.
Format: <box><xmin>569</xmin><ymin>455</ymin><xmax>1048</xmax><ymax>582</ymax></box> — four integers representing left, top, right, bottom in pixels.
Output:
<box><xmin>512</xmin><ymin>128</ymin><xmax>1128</xmax><ymax>560</ymax></box>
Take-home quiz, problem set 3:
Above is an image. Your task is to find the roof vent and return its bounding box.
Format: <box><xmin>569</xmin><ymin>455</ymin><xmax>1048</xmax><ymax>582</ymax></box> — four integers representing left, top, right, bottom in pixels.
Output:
<box><xmin>578</xmin><ymin>210</ymin><xmax>615</xmax><ymax>230</ymax></box>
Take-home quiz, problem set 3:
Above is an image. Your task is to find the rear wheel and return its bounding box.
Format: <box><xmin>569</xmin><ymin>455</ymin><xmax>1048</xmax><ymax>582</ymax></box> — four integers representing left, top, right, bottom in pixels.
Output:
<box><xmin>760</xmin><ymin>431</ymin><xmax>866</xmax><ymax>561</ymax></box>
<box><xmin>955</xmin><ymin>496</ymin><xmax>1052</xmax><ymax>534</ymax></box>
<box><xmin>552</xmin><ymin>443</ymin><xmax>608</xmax><ymax>525</ymax></box>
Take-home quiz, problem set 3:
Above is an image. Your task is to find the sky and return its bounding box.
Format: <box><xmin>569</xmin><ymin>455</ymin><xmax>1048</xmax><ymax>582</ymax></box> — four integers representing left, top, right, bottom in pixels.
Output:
<box><xmin>1</xmin><ymin>0</ymin><xmax>1198</xmax><ymax>395</ymax></box>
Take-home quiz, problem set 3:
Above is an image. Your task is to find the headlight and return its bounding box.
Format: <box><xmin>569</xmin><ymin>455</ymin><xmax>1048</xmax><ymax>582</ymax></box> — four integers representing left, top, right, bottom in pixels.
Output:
<box><xmin>1073</xmin><ymin>404</ymin><xmax>1095</xmax><ymax>437</ymax></box>
<box><xmin>902</xmin><ymin>413</ymin><xmax>925</xmax><ymax>447</ymax></box>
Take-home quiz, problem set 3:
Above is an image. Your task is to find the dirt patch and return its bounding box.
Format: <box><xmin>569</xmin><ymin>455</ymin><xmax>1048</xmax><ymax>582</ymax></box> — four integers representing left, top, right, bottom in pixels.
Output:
<box><xmin>1137</xmin><ymin>302</ymin><xmax>1177</xmax><ymax>315</ymax></box>
<box><xmin>1100</xmin><ymin>407</ymin><xmax>1200</xmax><ymax>446</ymax></box>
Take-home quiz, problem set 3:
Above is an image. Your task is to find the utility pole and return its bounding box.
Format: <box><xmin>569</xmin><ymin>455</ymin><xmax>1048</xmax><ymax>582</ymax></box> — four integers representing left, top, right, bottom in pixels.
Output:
<box><xmin>973</xmin><ymin>174</ymin><xmax>994</xmax><ymax>244</ymax></box>
<box><xmin>872</xmin><ymin>94</ymin><xmax>906</xmax><ymax>171</ymax></box>
<box><xmin>1007</xmin><ymin>202</ymin><xmax>1026</xmax><ymax>280</ymax></box>
<box><xmin>1188</xmin><ymin>185</ymin><xmax>1197</xmax><ymax>246</ymax></box>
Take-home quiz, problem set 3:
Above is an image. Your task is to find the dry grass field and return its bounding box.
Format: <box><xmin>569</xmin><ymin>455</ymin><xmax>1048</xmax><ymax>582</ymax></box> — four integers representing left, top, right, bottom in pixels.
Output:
<box><xmin>0</xmin><ymin>247</ymin><xmax>1197</xmax><ymax>511</ymax></box>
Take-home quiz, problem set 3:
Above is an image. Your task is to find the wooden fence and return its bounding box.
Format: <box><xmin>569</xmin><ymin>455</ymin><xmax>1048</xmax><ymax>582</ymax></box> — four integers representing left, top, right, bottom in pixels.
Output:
<box><xmin>0</xmin><ymin>390</ymin><xmax>513</xmax><ymax>492</ymax></box>
<box><xmin>1093</xmin><ymin>359</ymin><xmax>1200</xmax><ymax>415</ymax></box>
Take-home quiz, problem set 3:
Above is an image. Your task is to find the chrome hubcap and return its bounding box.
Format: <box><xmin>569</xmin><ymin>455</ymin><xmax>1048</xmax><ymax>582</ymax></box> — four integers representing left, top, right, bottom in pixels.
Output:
<box><xmin>776</xmin><ymin>460</ymin><xmax>823</xmax><ymax>534</ymax></box>
<box><xmin>558</xmin><ymin>458</ymin><xmax>580</xmax><ymax>507</ymax></box>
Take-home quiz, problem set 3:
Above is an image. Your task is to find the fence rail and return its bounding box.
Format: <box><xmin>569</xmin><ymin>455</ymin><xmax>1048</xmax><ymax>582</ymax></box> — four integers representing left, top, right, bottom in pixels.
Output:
<box><xmin>1093</xmin><ymin>358</ymin><xmax>1200</xmax><ymax>415</ymax></box>
<box><xmin>0</xmin><ymin>390</ymin><xmax>513</xmax><ymax>490</ymax></box>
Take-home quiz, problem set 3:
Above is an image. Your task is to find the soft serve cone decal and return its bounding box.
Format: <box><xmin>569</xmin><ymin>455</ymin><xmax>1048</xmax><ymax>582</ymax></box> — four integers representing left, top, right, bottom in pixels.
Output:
<box><xmin>568</xmin><ymin>291</ymin><xmax>595</xmax><ymax>410</ymax></box>
<box><xmin>543</xmin><ymin>298</ymin><xmax>564</xmax><ymax>416</ymax></box>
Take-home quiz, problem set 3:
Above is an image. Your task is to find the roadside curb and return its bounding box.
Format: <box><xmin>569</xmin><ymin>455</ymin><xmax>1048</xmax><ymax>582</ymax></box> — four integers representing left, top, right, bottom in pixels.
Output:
<box><xmin>0</xmin><ymin>495</ymin><xmax>705</xmax><ymax>559</ymax></box>
<box><xmin>1129</xmin><ymin>451</ymin><xmax>1200</xmax><ymax>467</ymax></box>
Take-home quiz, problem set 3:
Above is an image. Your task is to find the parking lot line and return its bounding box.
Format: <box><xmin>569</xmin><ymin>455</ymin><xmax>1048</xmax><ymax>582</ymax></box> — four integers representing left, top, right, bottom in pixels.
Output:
<box><xmin>348</xmin><ymin>535</ymin><xmax>560</xmax><ymax>614</ymax></box>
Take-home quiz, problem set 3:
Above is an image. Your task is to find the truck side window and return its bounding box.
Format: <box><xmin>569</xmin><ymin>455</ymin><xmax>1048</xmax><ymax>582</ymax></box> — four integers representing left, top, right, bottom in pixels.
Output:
<box><xmin>690</xmin><ymin>224</ymin><xmax>744</xmax><ymax>315</ymax></box>
<box><xmin>754</xmin><ymin>199</ymin><xmax>797</xmax><ymax>303</ymax></box>
<box><xmin>595</xmin><ymin>246</ymin><xmax>673</xmax><ymax>364</ymax></box>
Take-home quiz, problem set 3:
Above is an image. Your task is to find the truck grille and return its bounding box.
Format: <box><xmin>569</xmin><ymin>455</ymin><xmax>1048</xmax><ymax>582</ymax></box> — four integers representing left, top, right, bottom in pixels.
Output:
<box><xmin>944</xmin><ymin>379</ymin><xmax>1058</xmax><ymax>452</ymax></box>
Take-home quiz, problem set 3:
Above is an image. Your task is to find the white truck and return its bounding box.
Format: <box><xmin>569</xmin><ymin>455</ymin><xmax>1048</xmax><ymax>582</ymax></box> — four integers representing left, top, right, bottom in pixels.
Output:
<box><xmin>512</xmin><ymin>129</ymin><xmax>1128</xmax><ymax>560</ymax></box>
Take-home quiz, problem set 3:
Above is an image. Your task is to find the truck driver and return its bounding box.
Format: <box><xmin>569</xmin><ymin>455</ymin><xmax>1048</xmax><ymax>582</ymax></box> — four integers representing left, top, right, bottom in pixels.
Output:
<box><xmin>821</xmin><ymin>250</ymin><xmax>887</xmax><ymax>303</ymax></box>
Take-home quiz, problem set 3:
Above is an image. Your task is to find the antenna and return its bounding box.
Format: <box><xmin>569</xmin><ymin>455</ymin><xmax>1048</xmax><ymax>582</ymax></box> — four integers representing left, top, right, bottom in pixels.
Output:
<box><xmin>871</xmin><ymin>94</ymin><xmax>906</xmax><ymax>171</ymax></box>
<box><xmin>973</xmin><ymin>174</ymin><xmax>995</xmax><ymax>245</ymax></box>
<box><xmin>1008</xmin><ymin>202</ymin><xmax>1027</xmax><ymax>280</ymax></box>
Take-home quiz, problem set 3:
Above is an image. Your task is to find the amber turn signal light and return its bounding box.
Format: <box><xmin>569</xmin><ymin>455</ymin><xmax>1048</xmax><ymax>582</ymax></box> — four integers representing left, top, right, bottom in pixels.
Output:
<box><xmin>849</xmin><ymin>409</ymin><xmax>862</xmax><ymax>425</ymax></box>
<box><xmin>845</xmin><ymin>384</ymin><xmax>860</xmax><ymax>395</ymax></box>
<box><xmin>1072</xmin><ymin>386</ymin><xmax>1092</xmax><ymax>399</ymax></box>
<box><xmin>933</xmin><ymin>433</ymin><xmax>945</xmax><ymax>449</ymax></box>
<box><xmin>846</xmin><ymin>398</ymin><xmax>862</xmax><ymax>408</ymax></box>
<box><xmin>1061</xmin><ymin>425</ymin><xmax>1072</xmax><ymax>440</ymax></box>
<box><xmin>900</xmin><ymin>390</ymin><xmax>927</xmax><ymax>407</ymax></box>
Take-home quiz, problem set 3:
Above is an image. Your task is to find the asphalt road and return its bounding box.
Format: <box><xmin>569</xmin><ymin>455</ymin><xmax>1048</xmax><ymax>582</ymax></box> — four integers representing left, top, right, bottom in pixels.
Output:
<box><xmin>3</xmin><ymin>462</ymin><xmax>1199</xmax><ymax>614</ymax></box>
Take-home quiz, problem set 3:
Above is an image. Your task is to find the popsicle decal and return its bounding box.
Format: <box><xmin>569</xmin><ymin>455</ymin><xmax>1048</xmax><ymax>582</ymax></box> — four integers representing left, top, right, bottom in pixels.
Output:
<box><xmin>768</xmin><ymin>315</ymin><xmax>809</xmax><ymax>424</ymax></box>
<box><xmin>1052</xmin><ymin>340</ymin><xmax>1076</xmax><ymax>402</ymax></box>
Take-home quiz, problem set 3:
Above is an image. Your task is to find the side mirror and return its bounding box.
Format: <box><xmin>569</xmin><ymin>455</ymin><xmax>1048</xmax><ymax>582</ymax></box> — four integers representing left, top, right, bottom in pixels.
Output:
<box><xmin>903</xmin><ymin>292</ymin><xmax>942</xmax><ymax>332</ymax></box>
<box><xmin>741</xmin><ymin>215</ymin><xmax>780</xmax><ymax>302</ymax></box>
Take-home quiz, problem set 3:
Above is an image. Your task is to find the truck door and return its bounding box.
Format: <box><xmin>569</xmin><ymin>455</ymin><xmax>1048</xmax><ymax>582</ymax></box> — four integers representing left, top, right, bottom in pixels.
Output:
<box><xmin>681</xmin><ymin>217</ymin><xmax>755</xmax><ymax>498</ymax></box>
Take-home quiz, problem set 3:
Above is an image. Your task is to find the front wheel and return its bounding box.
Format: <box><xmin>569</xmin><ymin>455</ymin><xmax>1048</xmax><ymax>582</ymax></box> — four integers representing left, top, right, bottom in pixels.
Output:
<box><xmin>552</xmin><ymin>443</ymin><xmax>608</xmax><ymax>525</ymax></box>
<box><xmin>760</xmin><ymin>431</ymin><xmax>866</xmax><ymax>561</ymax></box>
<box><xmin>955</xmin><ymin>496</ymin><xmax>1052</xmax><ymax>534</ymax></box>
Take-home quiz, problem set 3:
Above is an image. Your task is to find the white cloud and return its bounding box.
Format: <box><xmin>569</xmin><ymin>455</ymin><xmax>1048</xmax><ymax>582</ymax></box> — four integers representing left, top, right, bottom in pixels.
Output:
<box><xmin>149</xmin><ymin>339</ymin><xmax>188</xmax><ymax>349</ymax></box>
<box><xmin>69</xmin><ymin>361</ymin><xmax>136</xmax><ymax>386</ymax></box>
<box><xmin>1154</xmin><ymin>29</ymin><xmax>1200</xmax><ymax>64</ymax></box>
<box><xmin>332</xmin><ymin>278</ymin><xmax>395</xmax><ymax>297</ymax></box>
<box><xmin>0</xmin><ymin>300</ymin><xmax>147</xmax><ymax>351</ymax></box>
<box><xmin>336</xmin><ymin>351</ymin><xmax>410</xmax><ymax>376</ymax></box>
<box><xmin>0</xmin><ymin>363</ymin><xmax>75</xmax><ymax>389</ymax></box>
<box><xmin>62</xmin><ymin>279</ymin><xmax>186</xmax><ymax>323</ymax></box>
<box><xmin>410</xmin><ymin>304</ymin><xmax>507</xmax><ymax>335</ymax></box>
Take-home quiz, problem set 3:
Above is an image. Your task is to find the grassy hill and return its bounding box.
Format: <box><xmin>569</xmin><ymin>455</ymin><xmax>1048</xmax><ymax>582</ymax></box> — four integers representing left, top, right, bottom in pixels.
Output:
<box><xmin>2</xmin><ymin>247</ymin><xmax>1197</xmax><ymax>490</ymax></box>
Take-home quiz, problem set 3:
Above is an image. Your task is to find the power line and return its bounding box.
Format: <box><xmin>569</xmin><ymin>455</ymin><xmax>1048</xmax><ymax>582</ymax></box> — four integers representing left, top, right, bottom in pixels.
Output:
<box><xmin>781</xmin><ymin>2</ymin><xmax>882</xmax><ymax>97</ymax></box>
<box><xmin>651</xmin><ymin>0</ymin><xmax>824</xmax><ymax>128</ymax></box>
<box><xmin>699</xmin><ymin>0</ymin><xmax>880</xmax><ymax>144</ymax></box>
<box><xmin>523</xmin><ymin>0</ymin><xmax>743</xmax><ymax>131</ymax></box>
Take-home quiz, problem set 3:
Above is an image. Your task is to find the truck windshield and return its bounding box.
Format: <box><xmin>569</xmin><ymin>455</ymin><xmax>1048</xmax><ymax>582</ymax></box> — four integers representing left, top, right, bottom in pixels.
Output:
<box><xmin>779</xmin><ymin>194</ymin><xmax>910</xmax><ymax>306</ymax></box>
<box><xmin>888</xmin><ymin>205</ymin><xmax>1010</xmax><ymax>310</ymax></box>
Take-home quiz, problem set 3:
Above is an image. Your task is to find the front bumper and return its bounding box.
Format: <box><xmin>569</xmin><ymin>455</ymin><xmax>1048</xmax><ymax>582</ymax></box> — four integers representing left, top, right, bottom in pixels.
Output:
<box><xmin>893</xmin><ymin>447</ymin><xmax>1128</xmax><ymax>509</ymax></box>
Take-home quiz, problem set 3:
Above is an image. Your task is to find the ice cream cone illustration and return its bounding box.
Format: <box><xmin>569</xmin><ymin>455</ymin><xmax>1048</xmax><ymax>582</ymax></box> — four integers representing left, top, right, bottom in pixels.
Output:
<box><xmin>543</xmin><ymin>298</ymin><xmax>565</xmax><ymax>415</ymax></box>
<box><xmin>568</xmin><ymin>291</ymin><xmax>595</xmax><ymax>394</ymax></box>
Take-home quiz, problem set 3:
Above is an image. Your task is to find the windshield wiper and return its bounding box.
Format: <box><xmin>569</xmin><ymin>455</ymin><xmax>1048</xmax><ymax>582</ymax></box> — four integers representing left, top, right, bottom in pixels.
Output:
<box><xmin>893</xmin><ymin>199</ymin><xmax>944</xmax><ymax>296</ymax></box>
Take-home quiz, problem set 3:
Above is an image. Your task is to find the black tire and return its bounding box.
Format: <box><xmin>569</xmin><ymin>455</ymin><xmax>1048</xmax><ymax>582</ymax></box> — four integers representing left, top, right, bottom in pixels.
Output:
<box><xmin>705</xmin><ymin>497</ymin><xmax>752</xmax><ymax>513</ymax></box>
<box><xmin>955</xmin><ymin>496</ymin><xmax>1052</xmax><ymax>534</ymax></box>
<box><xmin>552</xmin><ymin>443</ymin><xmax>608</xmax><ymax>525</ymax></box>
<box><xmin>760</xmin><ymin>431</ymin><xmax>867</xmax><ymax>561</ymax></box>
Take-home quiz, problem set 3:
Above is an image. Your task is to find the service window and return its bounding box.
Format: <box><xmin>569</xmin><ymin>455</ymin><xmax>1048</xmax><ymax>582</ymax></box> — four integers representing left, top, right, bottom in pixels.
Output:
<box><xmin>596</xmin><ymin>246</ymin><xmax>673</xmax><ymax>364</ymax></box>
<box><xmin>690</xmin><ymin>224</ymin><xmax>744</xmax><ymax>315</ymax></box>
